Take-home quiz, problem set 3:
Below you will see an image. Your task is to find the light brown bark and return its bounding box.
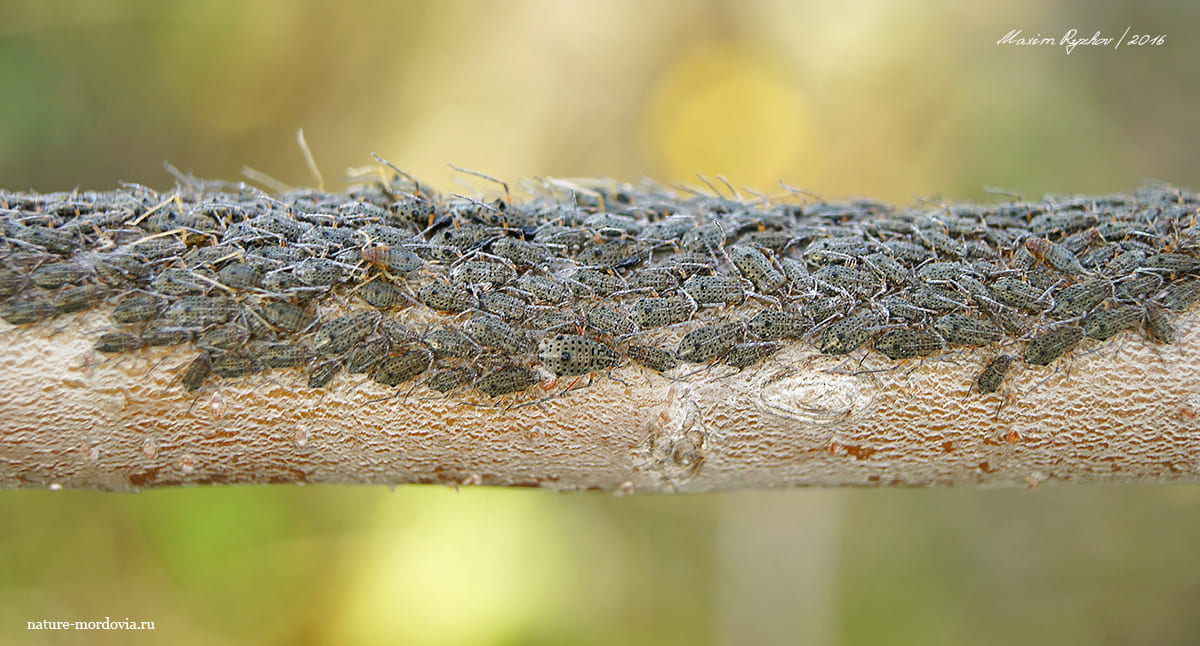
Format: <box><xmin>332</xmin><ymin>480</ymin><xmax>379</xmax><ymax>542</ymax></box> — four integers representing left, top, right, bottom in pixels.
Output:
<box><xmin>2</xmin><ymin>308</ymin><xmax>1198</xmax><ymax>492</ymax></box>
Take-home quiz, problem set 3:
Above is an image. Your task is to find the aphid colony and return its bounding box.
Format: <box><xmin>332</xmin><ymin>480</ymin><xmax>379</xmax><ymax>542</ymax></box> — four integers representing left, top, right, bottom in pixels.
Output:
<box><xmin>2</xmin><ymin>168</ymin><xmax>1199</xmax><ymax>399</ymax></box>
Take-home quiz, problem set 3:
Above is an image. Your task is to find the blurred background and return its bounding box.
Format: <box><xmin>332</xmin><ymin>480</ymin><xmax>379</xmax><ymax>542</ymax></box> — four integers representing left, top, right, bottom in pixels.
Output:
<box><xmin>2</xmin><ymin>0</ymin><xmax>1199</xmax><ymax>644</ymax></box>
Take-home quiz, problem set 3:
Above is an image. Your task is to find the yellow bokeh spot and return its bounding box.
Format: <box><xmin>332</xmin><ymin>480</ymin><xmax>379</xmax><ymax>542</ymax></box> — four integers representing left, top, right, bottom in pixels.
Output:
<box><xmin>647</xmin><ymin>46</ymin><xmax>809</xmax><ymax>186</ymax></box>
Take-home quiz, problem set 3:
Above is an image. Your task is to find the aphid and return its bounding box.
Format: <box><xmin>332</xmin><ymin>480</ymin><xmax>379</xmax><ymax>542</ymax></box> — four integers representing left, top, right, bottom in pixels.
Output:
<box><xmin>681</xmin><ymin>223</ymin><xmax>726</xmax><ymax>252</ymax></box>
<box><xmin>110</xmin><ymin>292</ymin><xmax>164</xmax><ymax>324</ymax></box>
<box><xmin>628</xmin><ymin>296</ymin><xmax>694</xmax><ymax>328</ymax></box>
<box><xmin>300</xmin><ymin>225</ymin><xmax>361</xmax><ymax>250</ymax></box>
<box><xmin>163</xmin><ymin>296</ymin><xmax>237</xmax><ymax>327</ymax></box>
<box><xmin>584</xmin><ymin>212</ymin><xmax>644</xmax><ymax>237</ymax></box>
<box><xmin>724</xmin><ymin>342</ymin><xmax>782</xmax><ymax>368</ymax></box>
<box><xmin>294</xmin><ymin>258</ymin><xmax>347</xmax><ymax>286</ymax></box>
<box><xmin>416</xmin><ymin>281</ymin><xmax>476</xmax><ymax>313</ymax></box>
<box><xmin>217</xmin><ymin>263</ymin><xmax>263</xmax><ymax>290</ymax></box>
<box><xmin>739</xmin><ymin>230</ymin><xmax>793</xmax><ymax>251</ymax></box>
<box><xmin>373</xmin><ymin>349</ymin><xmax>432</xmax><ymax>386</ymax></box>
<box><xmin>249</xmin><ymin>213</ymin><xmax>309</xmax><ymax>241</ymax></box>
<box><xmin>975</xmin><ymin>354</ymin><xmax>1013</xmax><ymax>394</ymax></box>
<box><xmin>882</xmin><ymin>239</ymin><xmax>933</xmax><ymax>264</ymax></box>
<box><xmin>1048</xmin><ymin>279</ymin><xmax>1111</xmax><ymax>319</ymax></box>
<box><xmin>30</xmin><ymin>262</ymin><xmax>86</xmax><ymax>289</ymax></box>
<box><xmin>209</xmin><ymin>351</ymin><xmax>261</xmax><ymax>378</ymax></box>
<box><xmin>676</xmin><ymin>322</ymin><xmax>744</xmax><ymax>363</ymax></box>
<box><xmin>576</xmin><ymin>240</ymin><xmax>648</xmax><ymax>268</ymax></box>
<box><xmin>257</xmin><ymin>299</ymin><xmax>308</xmax><ymax>332</ymax></box>
<box><xmin>514</xmin><ymin>275</ymin><xmax>569</xmax><ymax>303</ymax></box>
<box><xmin>359</xmin><ymin>280</ymin><xmax>406</xmax><ymax>309</ymax></box>
<box><xmin>359</xmin><ymin>223</ymin><xmax>414</xmax><ymax>247</ymax></box>
<box><xmin>140</xmin><ymin>326</ymin><xmax>193</xmax><ymax>346</ymax></box>
<box><xmin>1104</xmin><ymin>250</ymin><xmax>1146</xmax><ymax>277</ymax></box>
<box><xmin>307</xmin><ymin>359</ymin><xmax>342</xmax><ymax>388</ymax></box>
<box><xmin>1114</xmin><ymin>273</ymin><xmax>1162</xmax><ymax>300</ymax></box>
<box><xmin>463</xmin><ymin>315</ymin><xmax>528</xmax><ymax>353</ymax></box>
<box><xmin>990</xmin><ymin>278</ymin><xmax>1050</xmax><ymax>313</ymax></box>
<box><xmin>93</xmin><ymin>331</ymin><xmax>144</xmax><ymax>353</ymax></box>
<box><xmin>933</xmin><ymin>313</ymin><xmax>1002</xmax><ymax>346</ymax></box>
<box><xmin>152</xmin><ymin>268</ymin><xmax>209</xmax><ymax>295</ymax></box>
<box><xmin>0</xmin><ymin>267</ymin><xmax>24</xmax><ymax>298</ymax></box>
<box><xmin>874</xmin><ymin>329</ymin><xmax>943</xmax><ymax>360</ymax></box>
<box><xmin>430</xmin><ymin>224</ymin><xmax>493</xmax><ymax>255</ymax></box>
<box><xmin>197</xmin><ymin>324</ymin><xmax>249</xmax><ymax>350</ymax></box>
<box><xmin>745</xmin><ymin>309</ymin><xmax>810</xmax><ymax>340</ymax></box>
<box><xmin>1159</xmin><ymin>279</ymin><xmax>1200</xmax><ymax>312</ymax></box>
<box><xmin>261</xmin><ymin>269</ymin><xmax>306</xmax><ymax>293</ymax></box>
<box><xmin>1141</xmin><ymin>253</ymin><xmax>1200</xmax><ymax>276</ymax></box>
<box><xmin>624</xmin><ymin>343</ymin><xmax>680</xmax><ymax>372</ymax></box>
<box><xmin>478</xmin><ymin>290</ymin><xmax>528</xmax><ymax>321</ymax></box>
<box><xmin>863</xmin><ymin>252</ymin><xmax>910</xmax><ymax>285</ymax></box>
<box><xmin>567</xmin><ymin>269</ymin><xmax>626</xmax><ymax>297</ymax></box>
<box><xmin>1023</xmin><ymin>325</ymin><xmax>1085</xmax><ymax>365</ymax></box>
<box><xmin>1082</xmin><ymin>305</ymin><xmax>1142</xmax><ymax>341</ymax></box>
<box><xmin>1144</xmin><ymin>303</ymin><xmax>1175</xmax><ymax>344</ymax></box>
<box><xmin>425</xmin><ymin>365</ymin><xmax>478</xmax><ymax>393</ymax></box>
<box><xmin>625</xmin><ymin>269</ymin><xmax>681</xmax><ymax>293</ymax></box>
<box><xmin>52</xmin><ymin>284</ymin><xmax>108</xmax><ymax>313</ymax></box>
<box><xmin>10</xmin><ymin>224</ymin><xmax>76</xmax><ymax>255</ymax></box>
<box><xmin>257</xmin><ymin>343</ymin><xmax>314</xmax><ymax>368</ymax></box>
<box><xmin>537</xmin><ymin>334</ymin><xmax>621</xmax><ymax>376</ymax></box>
<box><xmin>313</xmin><ymin>311</ymin><xmax>379</xmax><ymax>355</ymax></box>
<box><xmin>682</xmin><ymin>275</ymin><xmax>749</xmax><ymax>306</ymax></box>
<box><xmin>491</xmin><ymin>237</ymin><xmax>550</xmax><ymax>266</ymax></box>
<box><xmin>345</xmin><ymin>338</ymin><xmax>391</xmax><ymax>373</ymax></box>
<box><xmin>585</xmin><ymin>306</ymin><xmax>637</xmax><ymax>337</ymax></box>
<box><xmin>909</xmin><ymin>285</ymin><xmax>965</xmax><ymax>312</ymax></box>
<box><xmin>1061</xmin><ymin>228</ymin><xmax>1101</xmax><ymax>254</ymax></box>
<box><xmin>819</xmin><ymin>313</ymin><xmax>877</xmax><ymax>355</ymax></box>
<box><xmin>1025</xmin><ymin>237</ymin><xmax>1084</xmax><ymax>275</ymax></box>
<box><xmin>127</xmin><ymin>237</ymin><xmax>186</xmax><ymax>261</ymax></box>
<box><xmin>916</xmin><ymin>229</ymin><xmax>965</xmax><ymax>258</ymax></box>
<box><xmin>727</xmin><ymin>245</ymin><xmax>786</xmax><ymax>293</ymax></box>
<box><xmin>451</xmin><ymin>259</ymin><xmax>516</xmax><ymax>286</ymax></box>
<box><xmin>475</xmin><ymin>366</ymin><xmax>540</xmax><ymax>397</ymax></box>
<box><xmin>181</xmin><ymin>353</ymin><xmax>212</xmax><ymax>391</ymax></box>
<box><xmin>423</xmin><ymin>328</ymin><xmax>479</xmax><ymax>359</ymax></box>
<box><xmin>803</xmin><ymin>237</ymin><xmax>872</xmax><ymax>265</ymax></box>
<box><xmin>915</xmin><ymin>262</ymin><xmax>967</xmax><ymax>283</ymax></box>
<box><xmin>361</xmin><ymin>244</ymin><xmax>423</xmax><ymax>273</ymax></box>
<box><xmin>813</xmin><ymin>265</ymin><xmax>880</xmax><ymax>298</ymax></box>
<box><xmin>0</xmin><ymin>297</ymin><xmax>55</xmax><ymax>325</ymax></box>
<box><xmin>879</xmin><ymin>295</ymin><xmax>930</xmax><ymax>322</ymax></box>
<box><xmin>143</xmin><ymin>210</ymin><xmax>221</xmax><ymax>234</ymax></box>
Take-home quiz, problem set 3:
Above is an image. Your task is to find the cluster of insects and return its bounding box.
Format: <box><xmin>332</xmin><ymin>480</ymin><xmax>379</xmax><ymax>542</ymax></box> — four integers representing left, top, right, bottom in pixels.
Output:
<box><xmin>2</xmin><ymin>160</ymin><xmax>1199</xmax><ymax>401</ymax></box>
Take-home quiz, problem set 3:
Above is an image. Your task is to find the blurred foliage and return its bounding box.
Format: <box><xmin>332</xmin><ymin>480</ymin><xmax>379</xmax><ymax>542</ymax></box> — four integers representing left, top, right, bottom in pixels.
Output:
<box><xmin>2</xmin><ymin>0</ymin><xmax>1199</xmax><ymax>644</ymax></box>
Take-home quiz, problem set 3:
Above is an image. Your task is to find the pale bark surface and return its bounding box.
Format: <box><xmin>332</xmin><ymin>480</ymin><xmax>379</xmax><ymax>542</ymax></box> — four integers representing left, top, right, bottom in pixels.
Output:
<box><xmin>3</xmin><ymin>308</ymin><xmax>1197</xmax><ymax>492</ymax></box>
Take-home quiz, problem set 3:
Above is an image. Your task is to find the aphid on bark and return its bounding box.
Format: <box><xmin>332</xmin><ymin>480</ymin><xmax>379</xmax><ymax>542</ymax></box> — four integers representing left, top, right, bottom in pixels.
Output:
<box><xmin>585</xmin><ymin>306</ymin><xmax>637</xmax><ymax>337</ymax></box>
<box><xmin>1082</xmin><ymin>305</ymin><xmax>1142</xmax><ymax>341</ymax></box>
<box><xmin>724</xmin><ymin>342</ymin><xmax>782</xmax><ymax>368</ymax></box>
<box><xmin>863</xmin><ymin>252</ymin><xmax>910</xmax><ymax>285</ymax></box>
<box><xmin>576</xmin><ymin>240</ymin><xmax>648</xmax><ymax>268</ymax></box>
<box><xmin>313</xmin><ymin>311</ymin><xmax>379</xmax><ymax>355</ymax></box>
<box><xmin>1141</xmin><ymin>253</ymin><xmax>1200</xmax><ymax>275</ymax></box>
<box><xmin>197</xmin><ymin>324</ymin><xmax>250</xmax><ymax>350</ymax></box>
<box><xmin>181</xmin><ymin>353</ymin><xmax>212</xmax><ymax>391</ymax></box>
<box><xmin>30</xmin><ymin>262</ymin><xmax>86</xmax><ymax>289</ymax></box>
<box><xmin>567</xmin><ymin>269</ymin><xmax>626</xmax><ymax>297</ymax></box>
<box><xmin>624</xmin><ymin>343</ymin><xmax>679</xmax><ymax>372</ymax></box>
<box><xmin>1025</xmin><ymin>237</ymin><xmax>1084</xmax><ymax>275</ymax></box>
<box><xmin>514</xmin><ymin>274</ymin><xmax>569</xmax><ymax>304</ymax></box>
<box><xmin>416</xmin><ymin>281</ymin><xmax>476</xmax><ymax>313</ymax></box>
<box><xmin>882</xmin><ymin>239</ymin><xmax>932</xmax><ymax>264</ymax></box>
<box><xmin>257</xmin><ymin>343</ymin><xmax>314</xmax><ymax>368</ymax></box>
<box><xmin>141</xmin><ymin>326</ymin><xmax>193</xmax><ymax>346</ymax></box>
<box><xmin>94</xmin><ymin>331</ymin><xmax>144</xmax><ymax>353</ymax></box>
<box><xmin>491</xmin><ymin>237</ymin><xmax>550</xmax><ymax>267</ymax></box>
<box><xmin>163</xmin><ymin>296</ymin><xmax>237</xmax><ymax>327</ymax></box>
<box><xmin>345</xmin><ymin>338</ymin><xmax>391</xmax><ymax>373</ymax></box>
<box><xmin>478</xmin><ymin>290</ymin><xmax>528</xmax><ymax>321</ymax></box>
<box><xmin>425</xmin><ymin>365</ymin><xmax>478</xmax><ymax>393</ymax></box>
<box><xmin>127</xmin><ymin>237</ymin><xmax>186</xmax><ymax>261</ymax></box>
<box><xmin>52</xmin><ymin>284</ymin><xmax>108</xmax><ymax>314</ymax></box>
<box><xmin>361</xmin><ymin>244</ymin><xmax>422</xmax><ymax>273</ymax></box>
<box><xmin>307</xmin><ymin>359</ymin><xmax>342</xmax><ymax>388</ymax></box>
<box><xmin>373</xmin><ymin>349</ymin><xmax>432</xmax><ymax>386</ymax></box>
<box><xmin>294</xmin><ymin>258</ymin><xmax>348</xmax><ymax>286</ymax></box>
<box><xmin>626</xmin><ymin>268</ymin><xmax>681</xmax><ymax>293</ymax></box>
<box><xmin>819</xmin><ymin>312</ymin><xmax>877</xmax><ymax>355</ymax></box>
<box><xmin>682</xmin><ymin>275</ymin><xmax>749</xmax><ymax>306</ymax></box>
<box><xmin>729</xmin><ymin>245</ymin><xmax>785</xmax><ymax>293</ymax></box>
<box><xmin>1048</xmin><ymin>279</ymin><xmax>1111</xmax><ymax>319</ymax></box>
<box><xmin>933</xmin><ymin>313</ymin><xmax>1001</xmax><ymax>346</ymax></box>
<box><xmin>677</xmin><ymin>322</ymin><xmax>744</xmax><ymax>363</ymax></box>
<box><xmin>813</xmin><ymin>265</ymin><xmax>880</xmax><ymax>298</ymax></box>
<box><xmin>874</xmin><ymin>329</ymin><xmax>943</xmax><ymax>360</ymax></box>
<box><xmin>628</xmin><ymin>296</ymin><xmax>694</xmax><ymax>329</ymax></box>
<box><xmin>975</xmin><ymin>354</ymin><xmax>1013</xmax><ymax>394</ymax></box>
<box><xmin>1144</xmin><ymin>303</ymin><xmax>1175</xmax><ymax>344</ymax></box>
<box><xmin>217</xmin><ymin>263</ymin><xmax>263</xmax><ymax>290</ymax></box>
<box><xmin>746</xmin><ymin>309</ymin><xmax>810</xmax><ymax>340</ymax></box>
<box><xmin>152</xmin><ymin>268</ymin><xmax>210</xmax><ymax>295</ymax></box>
<box><xmin>463</xmin><ymin>315</ymin><xmax>528</xmax><ymax>353</ymax></box>
<box><xmin>1115</xmin><ymin>273</ymin><xmax>1163</xmax><ymax>300</ymax></box>
<box><xmin>451</xmin><ymin>259</ymin><xmax>516</xmax><ymax>286</ymax></box>
<box><xmin>210</xmin><ymin>351</ymin><xmax>261</xmax><ymax>378</ymax></box>
<box><xmin>1023</xmin><ymin>325</ymin><xmax>1085</xmax><ymax>365</ymax></box>
<box><xmin>257</xmin><ymin>299</ymin><xmax>307</xmax><ymax>332</ymax></box>
<box><xmin>991</xmin><ymin>278</ymin><xmax>1050</xmax><ymax>313</ymax></box>
<box><xmin>476</xmin><ymin>366</ymin><xmax>540</xmax><ymax>397</ymax></box>
<box><xmin>1159</xmin><ymin>279</ymin><xmax>1200</xmax><ymax>312</ymax></box>
<box><xmin>1</xmin><ymin>297</ymin><xmax>54</xmax><ymax>325</ymax></box>
<box><xmin>0</xmin><ymin>267</ymin><xmax>24</xmax><ymax>298</ymax></box>
<box><xmin>537</xmin><ymin>334</ymin><xmax>621</xmax><ymax>376</ymax></box>
<box><xmin>423</xmin><ymin>328</ymin><xmax>479</xmax><ymax>359</ymax></box>
<box><xmin>359</xmin><ymin>280</ymin><xmax>406</xmax><ymax>309</ymax></box>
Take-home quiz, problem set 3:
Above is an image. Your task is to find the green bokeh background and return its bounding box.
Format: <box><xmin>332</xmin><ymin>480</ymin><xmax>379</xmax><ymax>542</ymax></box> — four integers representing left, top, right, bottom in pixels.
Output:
<box><xmin>2</xmin><ymin>1</ymin><xmax>1199</xmax><ymax>644</ymax></box>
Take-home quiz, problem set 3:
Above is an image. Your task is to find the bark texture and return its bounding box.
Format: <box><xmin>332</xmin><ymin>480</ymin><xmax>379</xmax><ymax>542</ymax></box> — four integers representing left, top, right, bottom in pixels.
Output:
<box><xmin>3</xmin><ymin>308</ymin><xmax>1198</xmax><ymax>492</ymax></box>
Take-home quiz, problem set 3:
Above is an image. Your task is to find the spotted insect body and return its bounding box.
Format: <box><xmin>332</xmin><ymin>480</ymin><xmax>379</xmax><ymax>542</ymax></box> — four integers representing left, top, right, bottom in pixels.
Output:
<box><xmin>1082</xmin><ymin>306</ymin><xmax>1142</xmax><ymax>341</ymax></box>
<box><xmin>975</xmin><ymin>354</ymin><xmax>1013</xmax><ymax>394</ymax></box>
<box><xmin>677</xmin><ymin>322</ymin><xmax>744</xmax><ymax>363</ymax></box>
<box><xmin>463</xmin><ymin>315</ymin><xmax>528</xmax><ymax>353</ymax></box>
<box><xmin>416</xmin><ymin>282</ymin><xmax>476</xmax><ymax>313</ymax></box>
<box><xmin>476</xmin><ymin>366</ymin><xmax>540</xmax><ymax>397</ymax></box>
<box><xmin>819</xmin><ymin>313</ymin><xmax>877</xmax><ymax>355</ymax></box>
<box><xmin>934</xmin><ymin>314</ymin><xmax>1002</xmax><ymax>346</ymax></box>
<box><xmin>373</xmin><ymin>349</ymin><xmax>432</xmax><ymax>386</ymax></box>
<box><xmin>1024</xmin><ymin>326</ymin><xmax>1085</xmax><ymax>365</ymax></box>
<box><xmin>624</xmin><ymin>343</ymin><xmax>679</xmax><ymax>372</ymax></box>
<box><xmin>874</xmin><ymin>329</ymin><xmax>943</xmax><ymax>360</ymax></box>
<box><xmin>538</xmin><ymin>334</ymin><xmax>621</xmax><ymax>376</ymax></box>
<box><xmin>313</xmin><ymin>311</ymin><xmax>379</xmax><ymax>355</ymax></box>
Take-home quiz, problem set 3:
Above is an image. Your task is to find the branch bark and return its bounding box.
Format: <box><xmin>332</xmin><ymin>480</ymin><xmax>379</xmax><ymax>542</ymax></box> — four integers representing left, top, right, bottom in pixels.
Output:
<box><xmin>3</xmin><ymin>307</ymin><xmax>1198</xmax><ymax>492</ymax></box>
